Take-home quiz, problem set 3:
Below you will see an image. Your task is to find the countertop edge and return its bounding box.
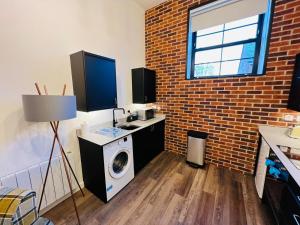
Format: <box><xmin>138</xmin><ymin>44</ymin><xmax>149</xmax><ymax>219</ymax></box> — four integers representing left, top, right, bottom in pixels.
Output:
<box><xmin>77</xmin><ymin>115</ymin><xmax>166</xmax><ymax>146</ymax></box>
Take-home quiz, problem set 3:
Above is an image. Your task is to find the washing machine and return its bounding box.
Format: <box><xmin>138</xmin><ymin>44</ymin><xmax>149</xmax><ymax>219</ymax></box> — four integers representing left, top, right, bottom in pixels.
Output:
<box><xmin>103</xmin><ymin>135</ymin><xmax>134</xmax><ymax>201</ymax></box>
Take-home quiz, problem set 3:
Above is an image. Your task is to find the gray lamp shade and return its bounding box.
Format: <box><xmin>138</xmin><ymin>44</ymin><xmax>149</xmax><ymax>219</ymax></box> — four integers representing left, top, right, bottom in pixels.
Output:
<box><xmin>22</xmin><ymin>95</ymin><xmax>77</xmax><ymax>122</ymax></box>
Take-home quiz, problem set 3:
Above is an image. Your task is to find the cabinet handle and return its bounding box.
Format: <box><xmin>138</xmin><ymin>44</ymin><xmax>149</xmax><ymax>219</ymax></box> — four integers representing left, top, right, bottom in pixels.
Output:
<box><xmin>150</xmin><ymin>125</ymin><xmax>155</xmax><ymax>132</ymax></box>
<box><xmin>145</xmin><ymin>96</ymin><xmax>148</xmax><ymax>102</ymax></box>
<box><xmin>115</xmin><ymin>98</ymin><xmax>117</xmax><ymax>105</ymax></box>
<box><xmin>293</xmin><ymin>214</ymin><xmax>300</xmax><ymax>225</ymax></box>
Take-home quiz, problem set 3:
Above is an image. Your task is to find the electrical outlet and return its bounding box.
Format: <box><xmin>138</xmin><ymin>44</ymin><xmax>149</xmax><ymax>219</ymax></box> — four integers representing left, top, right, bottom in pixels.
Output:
<box><xmin>296</xmin><ymin>115</ymin><xmax>300</xmax><ymax>122</ymax></box>
<box><xmin>283</xmin><ymin>114</ymin><xmax>294</xmax><ymax>122</ymax></box>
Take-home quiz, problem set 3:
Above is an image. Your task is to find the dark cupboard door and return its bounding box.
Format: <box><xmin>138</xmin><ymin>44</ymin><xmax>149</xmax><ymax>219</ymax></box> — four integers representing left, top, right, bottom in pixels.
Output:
<box><xmin>132</xmin><ymin>128</ymin><xmax>149</xmax><ymax>174</ymax></box>
<box><xmin>132</xmin><ymin>68</ymin><xmax>156</xmax><ymax>104</ymax></box>
<box><xmin>148</xmin><ymin>121</ymin><xmax>165</xmax><ymax>159</ymax></box>
<box><xmin>153</xmin><ymin>121</ymin><xmax>165</xmax><ymax>156</ymax></box>
<box><xmin>85</xmin><ymin>54</ymin><xmax>117</xmax><ymax>111</ymax></box>
<box><xmin>144</xmin><ymin>69</ymin><xmax>156</xmax><ymax>103</ymax></box>
<box><xmin>132</xmin><ymin>68</ymin><xmax>144</xmax><ymax>104</ymax></box>
<box><xmin>70</xmin><ymin>51</ymin><xmax>117</xmax><ymax>112</ymax></box>
<box><xmin>132</xmin><ymin>121</ymin><xmax>165</xmax><ymax>174</ymax></box>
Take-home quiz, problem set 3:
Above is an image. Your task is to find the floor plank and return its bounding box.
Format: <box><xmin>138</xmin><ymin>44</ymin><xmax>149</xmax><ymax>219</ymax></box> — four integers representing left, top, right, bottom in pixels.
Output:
<box><xmin>45</xmin><ymin>151</ymin><xmax>274</xmax><ymax>225</ymax></box>
<box><xmin>160</xmin><ymin>193</ymin><xmax>184</xmax><ymax>225</ymax></box>
<box><xmin>212</xmin><ymin>169</ymin><xmax>230</xmax><ymax>225</ymax></box>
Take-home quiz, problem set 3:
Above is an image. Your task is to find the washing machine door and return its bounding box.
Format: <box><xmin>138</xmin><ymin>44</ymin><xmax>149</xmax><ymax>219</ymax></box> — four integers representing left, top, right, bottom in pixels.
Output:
<box><xmin>108</xmin><ymin>149</ymin><xmax>131</xmax><ymax>179</ymax></box>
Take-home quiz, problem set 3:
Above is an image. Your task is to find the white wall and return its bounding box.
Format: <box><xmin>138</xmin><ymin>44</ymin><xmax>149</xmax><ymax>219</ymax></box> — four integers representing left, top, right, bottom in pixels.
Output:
<box><xmin>0</xmin><ymin>0</ymin><xmax>145</xmax><ymax>182</ymax></box>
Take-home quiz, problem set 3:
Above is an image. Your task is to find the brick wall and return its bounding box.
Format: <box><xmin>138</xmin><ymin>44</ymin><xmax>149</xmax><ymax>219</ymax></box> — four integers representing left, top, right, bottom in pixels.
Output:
<box><xmin>145</xmin><ymin>0</ymin><xmax>300</xmax><ymax>174</ymax></box>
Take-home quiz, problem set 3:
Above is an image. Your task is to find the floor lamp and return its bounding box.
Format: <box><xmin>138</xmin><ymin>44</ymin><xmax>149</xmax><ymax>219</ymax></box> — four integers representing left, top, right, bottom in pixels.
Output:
<box><xmin>22</xmin><ymin>86</ymin><xmax>83</xmax><ymax>225</ymax></box>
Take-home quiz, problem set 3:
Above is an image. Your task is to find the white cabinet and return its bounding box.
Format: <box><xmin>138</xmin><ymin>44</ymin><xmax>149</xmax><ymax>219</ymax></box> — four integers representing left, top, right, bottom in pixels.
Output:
<box><xmin>255</xmin><ymin>138</ymin><xmax>270</xmax><ymax>198</ymax></box>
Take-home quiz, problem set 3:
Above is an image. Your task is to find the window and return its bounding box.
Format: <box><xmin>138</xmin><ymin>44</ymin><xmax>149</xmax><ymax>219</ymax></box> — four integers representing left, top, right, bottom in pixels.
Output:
<box><xmin>193</xmin><ymin>15</ymin><xmax>262</xmax><ymax>78</ymax></box>
<box><xmin>186</xmin><ymin>0</ymin><xmax>274</xmax><ymax>79</ymax></box>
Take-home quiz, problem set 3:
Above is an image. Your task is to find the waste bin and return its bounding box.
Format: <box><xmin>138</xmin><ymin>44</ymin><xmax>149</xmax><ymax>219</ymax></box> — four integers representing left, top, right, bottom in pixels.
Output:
<box><xmin>186</xmin><ymin>130</ymin><xmax>208</xmax><ymax>168</ymax></box>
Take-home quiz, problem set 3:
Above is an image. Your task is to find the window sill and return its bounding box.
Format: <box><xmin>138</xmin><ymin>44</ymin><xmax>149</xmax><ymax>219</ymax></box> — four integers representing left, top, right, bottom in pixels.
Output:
<box><xmin>186</xmin><ymin>73</ymin><xmax>265</xmax><ymax>80</ymax></box>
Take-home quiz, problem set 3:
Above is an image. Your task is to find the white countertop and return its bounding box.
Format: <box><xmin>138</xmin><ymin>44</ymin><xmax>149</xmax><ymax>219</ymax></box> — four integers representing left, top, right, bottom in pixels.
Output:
<box><xmin>77</xmin><ymin>114</ymin><xmax>166</xmax><ymax>146</ymax></box>
<box><xmin>259</xmin><ymin>125</ymin><xmax>300</xmax><ymax>186</ymax></box>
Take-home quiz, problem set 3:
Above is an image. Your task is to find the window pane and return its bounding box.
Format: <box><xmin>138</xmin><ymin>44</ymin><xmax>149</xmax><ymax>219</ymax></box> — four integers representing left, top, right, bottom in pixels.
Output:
<box><xmin>222</xmin><ymin>42</ymin><xmax>256</xmax><ymax>61</ymax></box>
<box><xmin>220</xmin><ymin>60</ymin><xmax>240</xmax><ymax>75</ymax></box>
<box><xmin>195</xmin><ymin>48</ymin><xmax>222</xmax><ymax>64</ymax></box>
<box><xmin>223</xmin><ymin>24</ymin><xmax>258</xmax><ymax>44</ymax></box>
<box><xmin>238</xmin><ymin>58</ymin><xmax>254</xmax><ymax>74</ymax></box>
<box><xmin>196</xmin><ymin>32</ymin><xmax>223</xmax><ymax>48</ymax></box>
<box><xmin>225</xmin><ymin>15</ymin><xmax>259</xmax><ymax>30</ymax></box>
<box><xmin>220</xmin><ymin>58</ymin><xmax>254</xmax><ymax>75</ymax></box>
<box><xmin>197</xmin><ymin>24</ymin><xmax>224</xmax><ymax>36</ymax></box>
<box><xmin>194</xmin><ymin>62</ymin><xmax>220</xmax><ymax>77</ymax></box>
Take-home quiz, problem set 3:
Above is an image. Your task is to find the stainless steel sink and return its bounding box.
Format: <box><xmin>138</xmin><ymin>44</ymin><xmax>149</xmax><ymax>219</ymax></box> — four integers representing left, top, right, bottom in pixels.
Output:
<box><xmin>118</xmin><ymin>124</ymin><xmax>140</xmax><ymax>130</ymax></box>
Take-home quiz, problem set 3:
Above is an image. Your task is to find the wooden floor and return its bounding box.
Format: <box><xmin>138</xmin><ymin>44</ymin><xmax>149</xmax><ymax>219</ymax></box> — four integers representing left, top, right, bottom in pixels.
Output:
<box><xmin>45</xmin><ymin>151</ymin><xmax>274</xmax><ymax>225</ymax></box>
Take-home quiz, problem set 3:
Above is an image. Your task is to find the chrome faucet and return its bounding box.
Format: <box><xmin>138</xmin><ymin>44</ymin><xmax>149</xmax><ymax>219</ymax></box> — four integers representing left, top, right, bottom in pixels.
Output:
<box><xmin>113</xmin><ymin>108</ymin><xmax>125</xmax><ymax>127</ymax></box>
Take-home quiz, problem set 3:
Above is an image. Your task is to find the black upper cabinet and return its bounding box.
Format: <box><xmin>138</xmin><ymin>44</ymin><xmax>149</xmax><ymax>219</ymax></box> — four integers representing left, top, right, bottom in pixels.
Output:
<box><xmin>132</xmin><ymin>68</ymin><xmax>156</xmax><ymax>104</ymax></box>
<box><xmin>288</xmin><ymin>54</ymin><xmax>300</xmax><ymax>112</ymax></box>
<box><xmin>70</xmin><ymin>51</ymin><xmax>117</xmax><ymax>112</ymax></box>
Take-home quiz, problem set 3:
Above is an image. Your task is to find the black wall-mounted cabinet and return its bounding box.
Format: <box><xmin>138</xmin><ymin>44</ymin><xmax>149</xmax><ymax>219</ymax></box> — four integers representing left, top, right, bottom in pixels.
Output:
<box><xmin>288</xmin><ymin>54</ymin><xmax>300</xmax><ymax>112</ymax></box>
<box><xmin>132</xmin><ymin>68</ymin><xmax>156</xmax><ymax>104</ymax></box>
<box><xmin>70</xmin><ymin>51</ymin><xmax>117</xmax><ymax>112</ymax></box>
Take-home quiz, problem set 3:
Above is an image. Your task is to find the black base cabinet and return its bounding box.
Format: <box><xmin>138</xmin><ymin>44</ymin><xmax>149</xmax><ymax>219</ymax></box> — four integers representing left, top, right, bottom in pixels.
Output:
<box><xmin>279</xmin><ymin>178</ymin><xmax>300</xmax><ymax>225</ymax></box>
<box><xmin>77</xmin><ymin>120</ymin><xmax>165</xmax><ymax>201</ymax></box>
<box><xmin>132</xmin><ymin>120</ymin><xmax>165</xmax><ymax>174</ymax></box>
<box><xmin>263</xmin><ymin>175</ymin><xmax>300</xmax><ymax>225</ymax></box>
<box><xmin>78</xmin><ymin>138</ymin><xmax>108</xmax><ymax>202</ymax></box>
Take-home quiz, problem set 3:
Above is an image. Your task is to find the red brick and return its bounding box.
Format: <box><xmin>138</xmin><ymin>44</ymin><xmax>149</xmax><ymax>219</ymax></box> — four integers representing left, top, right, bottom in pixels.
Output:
<box><xmin>145</xmin><ymin>0</ymin><xmax>298</xmax><ymax>174</ymax></box>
